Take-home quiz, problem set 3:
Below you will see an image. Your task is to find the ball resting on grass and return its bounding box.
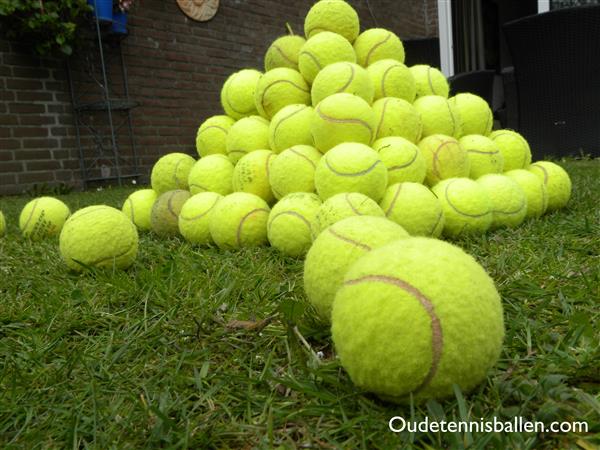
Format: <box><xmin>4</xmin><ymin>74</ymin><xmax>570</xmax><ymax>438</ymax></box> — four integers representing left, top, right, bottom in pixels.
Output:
<box><xmin>528</xmin><ymin>161</ymin><xmax>572</xmax><ymax>211</ymax></box>
<box><xmin>19</xmin><ymin>196</ymin><xmax>70</xmax><ymax>241</ymax></box>
<box><xmin>178</xmin><ymin>192</ymin><xmax>223</xmax><ymax>245</ymax></box>
<box><xmin>150</xmin><ymin>190</ymin><xmax>191</xmax><ymax>237</ymax></box>
<box><xmin>476</xmin><ymin>174</ymin><xmax>527</xmax><ymax>229</ymax></box>
<box><xmin>504</xmin><ymin>169</ymin><xmax>548</xmax><ymax>219</ymax></box>
<box><xmin>122</xmin><ymin>189</ymin><xmax>157</xmax><ymax>231</ymax></box>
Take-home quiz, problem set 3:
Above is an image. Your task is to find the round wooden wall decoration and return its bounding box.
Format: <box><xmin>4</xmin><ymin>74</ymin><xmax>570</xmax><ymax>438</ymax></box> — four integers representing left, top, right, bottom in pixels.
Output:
<box><xmin>177</xmin><ymin>0</ymin><xmax>219</xmax><ymax>22</ymax></box>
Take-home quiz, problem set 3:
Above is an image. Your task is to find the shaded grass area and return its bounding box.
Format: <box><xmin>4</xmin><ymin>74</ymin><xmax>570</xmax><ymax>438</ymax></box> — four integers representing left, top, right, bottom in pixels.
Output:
<box><xmin>0</xmin><ymin>160</ymin><xmax>599</xmax><ymax>449</ymax></box>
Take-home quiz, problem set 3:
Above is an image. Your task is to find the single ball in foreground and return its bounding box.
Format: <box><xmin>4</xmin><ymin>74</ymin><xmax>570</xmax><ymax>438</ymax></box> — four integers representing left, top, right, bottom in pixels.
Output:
<box><xmin>178</xmin><ymin>192</ymin><xmax>223</xmax><ymax>245</ymax></box>
<box><xmin>150</xmin><ymin>190</ymin><xmax>191</xmax><ymax>237</ymax></box>
<box><xmin>122</xmin><ymin>189</ymin><xmax>157</xmax><ymax>231</ymax></box>
<box><xmin>528</xmin><ymin>161</ymin><xmax>572</xmax><ymax>211</ymax></box>
<box><xmin>477</xmin><ymin>174</ymin><xmax>527</xmax><ymax>229</ymax></box>
<box><xmin>19</xmin><ymin>196</ymin><xmax>71</xmax><ymax>241</ymax></box>
<box><xmin>314</xmin><ymin>192</ymin><xmax>384</xmax><ymax>237</ymax></box>
<box><xmin>150</xmin><ymin>152</ymin><xmax>196</xmax><ymax>194</ymax></box>
<box><xmin>332</xmin><ymin>237</ymin><xmax>504</xmax><ymax>403</ymax></box>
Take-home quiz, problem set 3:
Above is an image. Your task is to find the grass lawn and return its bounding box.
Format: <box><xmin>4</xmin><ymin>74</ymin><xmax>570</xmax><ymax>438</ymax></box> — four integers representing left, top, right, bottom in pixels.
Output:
<box><xmin>0</xmin><ymin>159</ymin><xmax>598</xmax><ymax>449</ymax></box>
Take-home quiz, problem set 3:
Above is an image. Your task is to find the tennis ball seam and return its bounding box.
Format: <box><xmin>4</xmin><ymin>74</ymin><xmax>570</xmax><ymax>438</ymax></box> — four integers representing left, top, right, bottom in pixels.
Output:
<box><xmin>325</xmin><ymin>155</ymin><xmax>381</xmax><ymax>177</ymax></box>
<box><xmin>345</xmin><ymin>193</ymin><xmax>368</xmax><ymax>215</ymax></box>
<box><xmin>224</xmin><ymin>74</ymin><xmax>256</xmax><ymax>116</ymax></box>
<box><xmin>467</xmin><ymin>148</ymin><xmax>500</xmax><ymax>156</ymax></box>
<box><xmin>265</xmin><ymin>152</ymin><xmax>274</xmax><ymax>180</ymax></box>
<box><xmin>443</xmin><ymin>180</ymin><xmax>490</xmax><ymax>218</ymax></box>
<box><xmin>316</xmin><ymin>105</ymin><xmax>374</xmax><ymax>142</ymax></box>
<box><xmin>125</xmin><ymin>198</ymin><xmax>135</xmax><ymax>224</ymax></box>
<box><xmin>259</xmin><ymin>79</ymin><xmax>310</xmax><ymax>117</ymax></box>
<box><xmin>431</xmin><ymin>138</ymin><xmax>458</xmax><ymax>180</ymax></box>
<box><xmin>268</xmin><ymin>210</ymin><xmax>312</xmax><ymax>233</ymax></box>
<box><xmin>86</xmin><ymin>222</ymin><xmax>137</xmax><ymax>267</ymax></box>
<box><xmin>236</xmin><ymin>208</ymin><xmax>269</xmax><ymax>247</ymax></box>
<box><xmin>289</xmin><ymin>147</ymin><xmax>318</xmax><ymax>169</ymax></box>
<box><xmin>180</xmin><ymin>197</ymin><xmax>220</xmax><ymax>222</ymax></box>
<box><xmin>380</xmin><ymin>63</ymin><xmax>402</xmax><ymax>97</ymax></box>
<box><xmin>529</xmin><ymin>163</ymin><xmax>549</xmax><ymax>185</ymax></box>
<box><xmin>427</xmin><ymin>209</ymin><xmax>445</xmax><ymax>236</ymax></box>
<box><xmin>427</xmin><ymin>67</ymin><xmax>439</xmax><ymax>95</ymax></box>
<box><xmin>172</xmin><ymin>158</ymin><xmax>187</xmax><ymax>189</ymax></box>
<box><xmin>328</xmin><ymin>226</ymin><xmax>372</xmax><ymax>251</ymax></box>
<box><xmin>365</xmin><ymin>31</ymin><xmax>392</xmax><ymax>66</ymax></box>
<box><xmin>198</xmin><ymin>125</ymin><xmax>228</xmax><ymax>137</ymax></box>
<box><xmin>167</xmin><ymin>193</ymin><xmax>180</xmax><ymax>219</ymax></box>
<box><xmin>445</xmin><ymin>100</ymin><xmax>458</xmax><ymax>137</ymax></box>
<box><xmin>490</xmin><ymin>131</ymin><xmax>530</xmax><ymax>169</ymax></box>
<box><xmin>336</xmin><ymin>63</ymin><xmax>356</xmax><ymax>92</ymax></box>
<box><xmin>375</xmin><ymin>98</ymin><xmax>391</xmax><ymax>138</ymax></box>
<box><xmin>490</xmin><ymin>199</ymin><xmax>527</xmax><ymax>216</ymax></box>
<box><xmin>272</xmin><ymin>44</ymin><xmax>296</xmax><ymax>66</ymax></box>
<box><xmin>383</xmin><ymin>184</ymin><xmax>402</xmax><ymax>216</ymax></box>
<box><xmin>389</xmin><ymin>148</ymin><xmax>420</xmax><ymax>171</ymax></box>
<box><xmin>299</xmin><ymin>50</ymin><xmax>323</xmax><ymax>72</ymax></box>
<box><xmin>189</xmin><ymin>182</ymin><xmax>211</xmax><ymax>192</ymax></box>
<box><xmin>21</xmin><ymin>198</ymin><xmax>39</xmax><ymax>233</ymax></box>
<box><xmin>305</xmin><ymin>25</ymin><xmax>329</xmax><ymax>39</ymax></box>
<box><xmin>273</xmin><ymin>106</ymin><xmax>310</xmax><ymax>144</ymax></box>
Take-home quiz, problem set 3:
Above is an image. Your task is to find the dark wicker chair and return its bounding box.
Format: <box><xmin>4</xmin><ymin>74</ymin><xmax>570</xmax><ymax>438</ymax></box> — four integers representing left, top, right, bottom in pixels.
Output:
<box><xmin>448</xmin><ymin>69</ymin><xmax>495</xmax><ymax>105</ymax></box>
<box><xmin>403</xmin><ymin>37</ymin><xmax>441</xmax><ymax>67</ymax></box>
<box><xmin>503</xmin><ymin>5</ymin><xmax>600</xmax><ymax>158</ymax></box>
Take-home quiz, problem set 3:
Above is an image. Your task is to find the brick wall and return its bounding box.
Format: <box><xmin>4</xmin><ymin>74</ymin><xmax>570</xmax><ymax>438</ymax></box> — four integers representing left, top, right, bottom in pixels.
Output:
<box><xmin>0</xmin><ymin>0</ymin><xmax>438</xmax><ymax>195</ymax></box>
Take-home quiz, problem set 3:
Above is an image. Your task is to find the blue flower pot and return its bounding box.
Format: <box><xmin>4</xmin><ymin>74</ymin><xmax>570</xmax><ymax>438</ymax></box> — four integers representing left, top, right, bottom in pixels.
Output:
<box><xmin>111</xmin><ymin>12</ymin><xmax>128</xmax><ymax>34</ymax></box>
<box><xmin>87</xmin><ymin>0</ymin><xmax>113</xmax><ymax>22</ymax></box>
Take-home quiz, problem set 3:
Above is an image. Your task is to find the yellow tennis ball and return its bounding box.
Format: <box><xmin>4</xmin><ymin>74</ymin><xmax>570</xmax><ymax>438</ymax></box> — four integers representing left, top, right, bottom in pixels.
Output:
<box><xmin>528</xmin><ymin>161</ymin><xmax>572</xmax><ymax>211</ymax></box>
<box><xmin>188</xmin><ymin>154</ymin><xmax>234</xmax><ymax>196</ymax></box>
<box><xmin>304</xmin><ymin>215</ymin><xmax>409</xmax><ymax>320</ymax></box>
<box><xmin>178</xmin><ymin>192</ymin><xmax>223</xmax><ymax>245</ymax></box>
<box><xmin>367</xmin><ymin>59</ymin><xmax>416</xmax><ymax>103</ymax></box>
<box><xmin>372</xmin><ymin>97</ymin><xmax>422</xmax><ymax>143</ymax></box>
<box><xmin>418</xmin><ymin>134</ymin><xmax>470</xmax><ymax>186</ymax></box>
<box><xmin>311</xmin><ymin>61</ymin><xmax>374</xmax><ymax>105</ymax></box>
<box><xmin>19</xmin><ymin>196</ymin><xmax>70</xmax><ymax>241</ymax></box>
<box><xmin>208</xmin><ymin>192</ymin><xmax>270</xmax><ymax>249</ymax></box>
<box><xmin>268</xmin><ymin>104</ymin><xmax>315</xmax><ymax>152</ymax></box>
<box><xmin>304</xmin><ymin>0</ymin><xmax>360</xmax><ymax>43</ymax></box>
<box><xmin>264</xmin><ymin>35</ymin><xmax>306</xmax><ymax>71</ymax></box>
<box><xmin>269</xmin><ymin>145</ymin><xmax>322</xmax><ymax>199</ymax></box>
<box><xmin>488</xmin><ymin>129</ymin><xmax>532</xmax><ymax>171</ymax></box>
<box><xmin>413</xmin><ymin>95</ymin><xmax>462</xmax><ymax>138</ymax></box>
<box><xmin>298</xmin><ymin>31</ymin><xmax>357</xmax><ymax>84</ymax></box>
<box><xmin>504</xmin><ymin>169</ymin><xmax>548</xmax><ymax>218</ymax></box>
<box><xmin>460</xmin><ymin>134</ymin><xmax>504</xmax><ymax>179</ymax></box>
<box><xmin>354</xmin><ymin>28</ymin><xmax>405</xmax><ymax>67</ymax></box>
<box><xmin>373</xmin><ymin>137</ymin><xmax>426</xmax><ymax>184</ymax></box>
<box><xmin>220</xmin><ymin>69</ymin><xmax>262</xmax><ymax>119</ymax></box>
<box><xmin>59</xmin><ymin>205</ymin><xmax>138</xmax><ymax>272</ymax></box>
<box><xmin>150</xmin><ymin>152</ymin><xmax>196</xmax><ymax>194</ymax></box>
<box><xmin>232</xmin><ymin>150</ymin><xmax>276</xmax><ymax>204</ymax></box>
<box><xmin>314</xmin><ymin>192</ymin><xmax>384</xmax><ymax>237</ymax></box>
<box><xmin>476</xmin><ymin>174</ymin><xmax>527</xmax><ymax>229</ymax></box>
<box><xmin>431</xmin><ymin>177</ymin><xmax>492</xmax><ymax>238</ymax></box>
<box><xmin>410</xmin><ymin>64</ymin><xmax>450</xmax><ymax>98</ymax></box>
<box><xmin>195</xmin><ymin>115</ymin><xmax>235</xmax><ymax>157</ymax></box>
<box><xmin>449</xmin><ymin>93</ymin><xmax>493</xmax><ymax>136</ymax></box>
<box><xmin>380</xmin><ymin>182</ymin><xmax>445</xmax><ymax>237</ymax></box>
<box><xmin>267</xmin><ymin>192</ymin><xmax>322</xmax><ymax>257</ymax></box>
<box><xmin>122</xmin><ymin>189</ymin><xmax>158</xmax><ymax>231</ymax></box>
<box><xmin>150</xmin><ymin>190</ymin><xmax>191</xmax><ymax>237</ymax></box>
<box><xmin>255</xmin><ymin>68</ymin><xmax>311</xmax><ymax>119</ymax></box>
<box><xmin>0</xmin><ymin>210</ymin><xmax>5</xmax><ymax>237</ymax></box>
<box><xmin>226</xmin><ymin>115</ymin><xmax>271</xmax><ymax>164</ymax></box>
<box><xmin>311</xmin><ymin>93</ymin><xmax>376</xmax><ymax>152</ymax></box>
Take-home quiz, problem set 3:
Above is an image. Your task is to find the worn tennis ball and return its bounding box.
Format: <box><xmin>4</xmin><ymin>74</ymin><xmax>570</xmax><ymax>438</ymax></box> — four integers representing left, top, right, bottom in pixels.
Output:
<box><xmin>504</xmin><ymin>169</ymin><xmax>548</xmax><ymax>219</ymax></box>
<box><xmin>449</xmin><ymin>93</ymin><xmax>493</xmax><ymax>136</ymax></box>
<box><xmin>431</xmin><ymin>177</ymin><xmax>492</xmax><ymax>238</ymax></box>
<box><xmin>410</xmin><ymin>64</ymin><xmax>450</xmax><ymax>98</ymax></box>
<box><xmin>255</xmin><ymin>68</ymin><xmax>311</xmax><ymax>120</ymax></box>
<box><xmin>315</xmin><ymin>142</ymin><xmax>388</xmax><ymax>201</ymax></box>
<box><xmin>372</xmin><ymin>97</ymin><xmax>422</xmax><ymax>143</ymax></box>
<box><xmin>459</xmin><ymin>134</ymin><xmax>504</xmax><ymax>179</ymax></box>
<box><xmin>221</xmin><ymin>69</ymin><xmax>262</xmax><ymax>119</ymax></box>
<box><xmin>332</xmin><ymin>237</ymin><xmax>504</xmax><ymax>403</ymax></box>
<box><xmin>298</xmin><ymin>31</ymin><xmax>357</xmax><ymax>84</ymax></box>
<box><xmin>150</xmin><ymin>190</ymin><xmax>191</xmax><ymax>237</ymax></box>
<box><xmin>372</xmin><ymin>137</ymin><xmax>426</xmax><ymax>185</ymax></box>
<box><xmin>488</xmin><ymin>129</ymin><xmax>532</xmax><ymax>171</ymax></box>
<box><xmin>195</xmin><ymin>115</ymin><xmax>236</xmax><ymax>157</ymax></box>
<box><xmin>208</xmin><ymin>192</ymin><xmax>270</xmax><ymax>249</ymax></box>
<box><xmin>269</xmin><ymin>145</ymin><xmax>322</xmax><ymax>199</ymax></box>
<box><xmin>264</xmin><ymin>35</ymin><xmax>306</xmax><ymax>71</ymax></box>
<box><xmin>418</xmin><ymin>134</ymin><xmax>470</xmax><ymax>186</ymax></box>
<box><xmin>367</xmin><ymin>59</ymin><xmax>416</xmax><ymax>102</ymax></box>
<box><xmin>304</xmin><ymin>0</ymin><xmax>360</xmax><ymax>43</ymax></box>
<box><xmin>304</xmin><ymin>215</ymin><xmax>408</xmax><ymax>320</ymax></box>
<box><xmin>150</xmin><ymin>152</ymin><xmax>196</xmax><ymax>194</ymax></box>
<box><xmin>0</xmin><ymin>210</ymin><xmax>5</xmax><ymax>237</ymax></box>
<box><xmin>269</xmin><ymin>104</ymin><xmax>315</xmax><ymax>152</ymax></box>
<box><xmin>413</xmin><ymin>95</ymin><xmax>462</xmax><ymax>138</ymax></box>
<box><xmin>232</xmin><ymin>150</ymin><xmax>276</xmax><ymax>204</ymax></box>
<box><xmin>311</xmin><ymin>93</ymin><xmax>376</xmax><ymax>152</ymax></box>
<box><xmin>122</xmin><ymin>189</ymin><xmax>158</xmax><ymax>231</ymax></box>
<box><xmin>59</xmin><ymin>205</ymin><xmax>138</xmax><ymax>272</ymax></box>
<box><xmin>19</xmin><ymin>196</ymin><xmax>70</xmax><ymax>241</ymax></box>
<box><xmin>311</xmin><ymin>62</ymin><xmax>374</xmax><ymax>105</ymax></box>
<box><xmin>188</xmin><ymin>154</ymin><xmax>234</xmax><ymax>196</ymax></box>
<box><xmin>226</xmin><ymin>115</ymin><xmax>271</xmax><ymax>164</ymax></box>
<box><xmin>178</xmin><ymin>192</ymin><xmax>223</xmax><ymax>245</ymax></box>
<box><xmin>314</xmin><ymin>192</ymin><xmax>385</xmax><ymax>237</ymax></box>
<box><xmin>354</xmin><ymin>28</ymin><xmax>405</xmax><ymax>67</ymax></box>
<box><xmin>380</xmin><ymin>182</ymin><xmax>445</xmax><ymax>237</ymax></box>
<box><xmin>528</xmin><ymin>161</ymin><xmax>572</xmax><ymax>211</ymax></box>
<box><xmin>476</xmin><ymin>174</ymin><xmax>527</xmax><ymax>229</ymax></box>
<box><xmin>267</xmin><ymin>192</ymin><xmax>322</xmax><ymax>257</ymax></box>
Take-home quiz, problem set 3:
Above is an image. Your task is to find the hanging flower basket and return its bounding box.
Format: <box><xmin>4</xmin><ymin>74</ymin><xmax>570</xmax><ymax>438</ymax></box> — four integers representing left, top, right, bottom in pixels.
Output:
<box><xmin>87</xmin><ymin>0</ymin><xmax>113</xmax><ymax>22</ymax></box>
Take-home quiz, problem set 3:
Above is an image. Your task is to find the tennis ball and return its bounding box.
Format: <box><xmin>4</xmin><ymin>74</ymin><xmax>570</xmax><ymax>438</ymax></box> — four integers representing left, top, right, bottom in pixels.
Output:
<box><xmin>331</xmin><ymin>237</ymin><xmax>504</xmax><ymax>402</ymax></box>
<box><xmin>267</xmin><ymin>192</ymin><xmax>322</xmax><ymax>257</ymax></box>
<box><xmin>409</xmin><ymin>64</ymin><xmax>450</xmax><ymax>98</ymax></box>
<box><xmin>195</xmin><ymin>115</ymin><xmax>235</xmax><ymax>157</ymax></box>
<box><xmin>372</xmin><ymin>97</ymin><xmax>422</xmax><ymax>143</ymax></box>
<box><xmin>304</xmin><ymin>0</ymin><xmax>360</xmax><ymax>43</ymax></box>
<box><xmin>188</xmin><ymin>154</ymin><xmax>234</xmax><ymax>196</ymax></box>
<box><xmin>208</xmin><ymin>192</ymin><xmax>270</xmax><ymax>249</ymax></box>
<box><xmin>372</xmin><ymin>137</ymin><xmax>426</xmax><ymax>185</ymax></box>
<box><xmin>314</xmin><ymin>192</ymin><xmax>384</xmax><ymax>236</ymax></box>
<box><xmin>380</xmin><ymin>182</ymin><xmax>445</xmax><ymax>237</ymax></box>
<box><xmin>150</xmin><ymin>152</ymin><xmax>196</xmax><ymax>194</ymax></box>
<box><xmin>311</xmin><ymin>93</ymin><xmax>376</xmax><ymax>152</ymax></box>
<box><xmin>367</xmin><ymin>59</ymin><xmax>416</xmax><ymax>102</ymax></box>
<box><xmin>122</xmin><ymin>189</ymin><xmax>158</xmax><ymax>231</ymax></box>
<box><xmin>528</xmin><ymin>161</ymin><xmax>572</xmax><ymax>211</ymax></box>
<box><xmin>221</xmin><ymin>69</ymin><xmax>262</xmax><ymax>119</ymax></box>
<box><xmin>449</xmin><ymin>93</ymin><xmax>493</xmax><ymax>136</ymax></box>
<box><xmin>298</xmin><ymin>31</ymin><xmax>357</xmax><ymax>84</ymax></box>
<box><xmin>264</xmin><ymin>35</ymin><xmax>306</xmax><ymax>71</ymax></box>
<box><xmin>0</xmin><ymin>210</ymin><xmax>5</xmax><ymax>237</ymax></box>
<box><xmin>269</xmin><ymin>145</ymin><xmax>322</xmax><ymax>199</ymax></box>
<box><xmin>304</xmin><ymin>215</ymin><xmax>408</xmax><ymax>320</ymax></box>
<box><xmin>232</xmin><ymin>150</ymin><xmax>276</xmax><ymax>204</ymax></box>
<box><xmin>354</xmin><ymin>28</ymin><xmax>405</xmax><ymax>67</ymax></box>
<box><xmin>504</xmin><ymin>169</ymin><xmax>548</xmax><ymax>218</ymax></box>
<box><xmin>315</xmin><ymin>142</ymin><xmax>388</xmax><ymax>201</ymax></box>
<box><xmin>150</xmin><ymin>190</ymin><xmax>191</xmax><ymax>237</ymax></box>
<box><xmin>178</xmin><ymin>192</ymin><xmax>223</xmax><ymax>245</ymax></box>
<box><xmin>413</xmin><ymin>95</ymin><xmax>462</xmax><ymax>138</ymax></box>
<box><xmin>476</xmin><ymin>174</ymin><xmax>527</xmax><ymax>229</ymax></box>
<box><xmin>269</xmin><ymin>104</ymin><xmax>314</xmax><ymax>152</ymax></box>
<box><xmin>59</xmin><ymin>205</ymin><xmax>138</xmax><ymax>272</ymax></box>
<box><xmin>19</xmin><ymin>197</ymin><xmax>70</xmax><ymax>241</ymax></box>
<box><xmin>431</xmin><ymin>178</ymin><xmax>492</xmax><ymax>238</ymax></box>
<box><xmin>488</xmin><ymin>129</ymin><xmax>532</xmax><ymax>171</ymax></box>
<box><xmin>311</xmin><ymin>62</ymin><xmax>374</xmax><ymax>105</ymax></box>
<box><xmin>255</xmin><ymin>68</ymin><xmax>311</xmax><ymax>120</ymax></box>
<box><xmin>418</xmin><ymin>134</ymin><xmax>470</xmax><ymax>186</ymax></box>
<box><xmin>226</xmin><ymin>115</ymin><xmax>271</xmax><ymax>164</ymax></box>
<box><xmin>459</xmin><ymin>134</ymin><xmax>504</xmax><ymax>179</ymax></box>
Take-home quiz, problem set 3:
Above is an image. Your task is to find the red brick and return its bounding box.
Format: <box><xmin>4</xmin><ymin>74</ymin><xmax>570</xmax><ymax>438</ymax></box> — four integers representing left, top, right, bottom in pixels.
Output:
<box><xmin>15</xmin><ymin>149</ymin><xmax>53</xmax><ymax>160</ymax></box>
<box><xmin>17</xmin><ymin>171</ymin><xmax>55</xmax><ymax>184</ymax></box>
<box><xmin>26</xmin><ymin>160</ymin><xmax>61</xmax><ymax>171</ymax></box>
<box><xmin>9</xmin><ymin>103</ymin><xmax>45</xmax><ymax>114</ymax></box>
<box><xmin>22</xmin><ymin>138</ymin><xmax>59</xmax><ymax>149</ymax></box>
<box><xmin>6</xmin><ymin>79</ymin><xmax>44</xmax><ymax>90</ymax></box>
<box><xmin>16</xmin><ymin>91</ymin><xmax>54</xmax><ymax>102</ymax></box>
<box><xmin>13</xmin><ymin>127</ymin><xmax>48</xmax><ymax>138</ymax></box>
